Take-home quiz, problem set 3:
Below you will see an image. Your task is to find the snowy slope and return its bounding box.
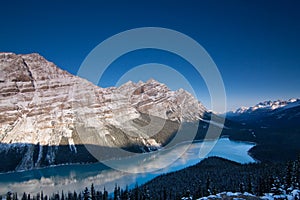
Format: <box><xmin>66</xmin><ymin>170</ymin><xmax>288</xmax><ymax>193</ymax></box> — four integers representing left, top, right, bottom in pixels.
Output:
<box><xmin>230</xmin><ymin>98</ymin><xmax>300</xmax><ymax>115</ymax></box>
<box><xmin>226</xmin><ymin>98</ymin><xmax>300</xmax><ymax>122</ymax></box>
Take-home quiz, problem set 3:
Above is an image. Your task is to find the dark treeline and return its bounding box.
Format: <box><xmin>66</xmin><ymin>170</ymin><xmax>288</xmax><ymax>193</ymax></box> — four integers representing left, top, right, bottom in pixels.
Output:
<box><xmin>137</xmin><ymin>156</ymin><xmax>300</xmax><ymax>199</ymax></box>
<box><xmin>2</xmin><ymin>156</ymin><xmax>300</xmax><ymax>200</ymax></box>
<box><xmin>4</xmin><ymin>184</ymin><xmax>133</xmax><ymax>200</ymax></box>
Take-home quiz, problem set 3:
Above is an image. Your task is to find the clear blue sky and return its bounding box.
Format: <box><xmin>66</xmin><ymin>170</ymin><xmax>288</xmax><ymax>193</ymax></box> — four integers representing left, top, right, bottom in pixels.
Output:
<box><xmin>1</xmin><ymin>0</ymin><xmax>299</xmax><ymax>112</ymax></box>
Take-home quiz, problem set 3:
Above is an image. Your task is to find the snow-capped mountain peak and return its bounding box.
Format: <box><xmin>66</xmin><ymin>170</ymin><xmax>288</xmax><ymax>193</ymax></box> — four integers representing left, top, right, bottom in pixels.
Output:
<box><xmin>232</xmin><ymin>98</ymin><xmax>300</xmax><ymax>114</ymax></box>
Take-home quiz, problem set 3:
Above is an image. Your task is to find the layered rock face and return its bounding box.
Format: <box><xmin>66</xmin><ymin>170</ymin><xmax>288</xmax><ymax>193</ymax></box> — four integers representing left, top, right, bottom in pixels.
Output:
<box><xmin>0</xmin><ymin>52</ymin><xmax>206</xmax><ymax>171</ymax></box>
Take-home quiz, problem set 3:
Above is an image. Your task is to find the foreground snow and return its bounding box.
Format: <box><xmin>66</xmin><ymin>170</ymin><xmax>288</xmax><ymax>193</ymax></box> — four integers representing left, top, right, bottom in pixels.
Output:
<box><xmin>191</xmin><ymin>190</ymin><xmax>300</xmax><ymax>200</ymax></box>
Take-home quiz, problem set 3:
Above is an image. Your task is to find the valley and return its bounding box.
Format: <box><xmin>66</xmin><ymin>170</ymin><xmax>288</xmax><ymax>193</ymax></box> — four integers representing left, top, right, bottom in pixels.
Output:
<box><xmin>0</xmin><ymin>52</ymin><xmax>300</xmax><ymax>199</ymax></box>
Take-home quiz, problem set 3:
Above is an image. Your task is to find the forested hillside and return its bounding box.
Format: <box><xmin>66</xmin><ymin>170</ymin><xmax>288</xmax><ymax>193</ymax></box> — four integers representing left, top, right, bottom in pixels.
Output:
<box><xmin>131</xmin><ymin>156</ymin><xmax>300</xmax><ymax>199</ymax></box>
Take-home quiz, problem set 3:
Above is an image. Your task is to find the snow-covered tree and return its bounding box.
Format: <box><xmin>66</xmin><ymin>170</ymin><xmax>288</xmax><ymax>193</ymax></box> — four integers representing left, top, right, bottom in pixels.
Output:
<box><xmin>271</xmin><ymin>176</ymin><xmax>284</xmax><ymax>195</ymax></box>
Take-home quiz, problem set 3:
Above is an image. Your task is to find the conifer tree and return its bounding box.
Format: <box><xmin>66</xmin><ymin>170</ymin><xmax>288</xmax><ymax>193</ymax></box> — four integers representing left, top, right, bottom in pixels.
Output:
<box><xmin>294</xmin><ymin>155</ymin><xmax>300</xmax><ymax>189</ymax></box>
<box><xmin>271</xmin><ymin>177</ymin><xmax>283</xmax><ymax>195</ymax></box>
<box><xmin>61</xmin><ymin>191</ymin><xmax>65</xmax><ymax>200</ymax></box>
<box><xmin>78</xmin><ymin>192</ymin><xmax>82</xmax><ymax>200</ymax></box>
<box><xmin>133</xmin><ymin>183</ymin><xmax>139</xmax><ymax>200</ymax></box>
<box><xmin>257</xmin><ymin>177</ymin><xmax>262</xmax><ymax>196</ymax></box>
<box><xmin>95</xmin><ymin>191</ymin><xmax>102</xmax><ymax>200</ymax></box>
<box><xmin>114</xmin><ymin>184</ymin><xmax>121</xmax><ymax>200</ymax></box>
<box><xmin>103</xmin><ymin>187</ymin><xmax>108</xmax><ymax>200</ymax></box>
<box><xmin>13</xmin><ymin>192</ymin><xmax>18</xmax><ymax>200</ymax></box>
<box><xmin>205</xmin><ymin>176</ymin><xmax>211</xmax><ymax>196</ymax></box>
<box><xmin>22</xmin><ymin>193</ymin><xmax>27</xmax><ymax>200</ymax></box>
<box><xmin>73</xmin><ymin>191</ymin><xmax>77</xmax><ymax>200</ymax></box>
<box><xmin>83</xmin><ymin>187</ymin><xmax>89</xmax><ymax>200</ymax></box>
<box><xmin>121</xmin><ymin>185</ymin><xmax>129</xmax><ymax>200</ymax></box>
<box><xmin>144</xmin><ymin>186</ymin><xmax>150</xmax><ymax>200</ymax></box>
<box><xmin>55</xmin><ymin>193</ymin><xmax>60</xmax><ymax>200</ymax></box>
<box><xmin>7</xmin><ymin>192</ymin><xmax>12</xmax><ymax>200</ymax></box>
<box><xmin>239</xmin><ymin>182</ymin><xmax>245</xmax><ymax>193</ymax></box>
<box><xmin>246</xmin><ymin>175</ymin><xmax>253</xmax><ymax>194</ymax></box>
<box><xmin>91</xmin><ymin>184</ymin><xmax>95</xmax><ymax>200</ymax></box>
<box><xmin>162</xmin><ymin>187</ymin><xmax>167</xmax><ymax>200</ymax></box>
<box><xmin>285</xmin><ymin>161</ymin><xmax>293</xmax><ymax>191</ymax></box>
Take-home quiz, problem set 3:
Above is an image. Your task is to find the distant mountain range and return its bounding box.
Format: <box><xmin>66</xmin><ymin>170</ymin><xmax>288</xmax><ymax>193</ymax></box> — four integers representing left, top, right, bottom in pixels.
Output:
<box><xmin>227</xmin><ymin>98</ymin><xmax>300</xmax><ymax>118</ymax></box>
<box><xmin>226</xmin><ymin>98</ymin><xmax>300</xmax><ymax>128</ymax></box>
<box><xmin>224</xmin><ymin>98</ymin><xmax>300</xmax><ymax>163</ymax></box>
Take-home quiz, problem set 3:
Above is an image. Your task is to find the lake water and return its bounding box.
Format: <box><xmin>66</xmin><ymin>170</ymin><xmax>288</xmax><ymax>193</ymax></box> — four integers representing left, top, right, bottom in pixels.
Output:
<box><xmin>0</xmin><ymin>138</ymin><xmax>255</xmax><ymax>196</ymax></box>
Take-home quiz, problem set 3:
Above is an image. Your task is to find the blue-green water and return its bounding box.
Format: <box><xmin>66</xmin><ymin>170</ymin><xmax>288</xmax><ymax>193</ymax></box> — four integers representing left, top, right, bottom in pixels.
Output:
<box><xmin>0</xmin><ymin>138</ymin><xmax>255</xmax><ymax>195</ymax></box>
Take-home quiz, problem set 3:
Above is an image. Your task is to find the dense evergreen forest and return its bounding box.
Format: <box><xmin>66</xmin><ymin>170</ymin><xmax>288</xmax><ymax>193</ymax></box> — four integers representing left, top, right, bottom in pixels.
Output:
<box><xmin>2</xmin><ymin>156</ymin><xmax>300</xmax><ymax>200</ymax></box>
<box><xmin>138</xmin><ymin>156</ymin><xmax>299</xmax><ymax>199</ymax></box>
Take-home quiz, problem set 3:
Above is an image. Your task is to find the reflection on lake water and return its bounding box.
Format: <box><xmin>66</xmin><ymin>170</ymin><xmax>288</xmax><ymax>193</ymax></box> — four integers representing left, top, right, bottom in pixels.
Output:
<box><xmin>0</xmin><ymin>138</ymin><xmax>255</xmax><ymax>195</ymax></box>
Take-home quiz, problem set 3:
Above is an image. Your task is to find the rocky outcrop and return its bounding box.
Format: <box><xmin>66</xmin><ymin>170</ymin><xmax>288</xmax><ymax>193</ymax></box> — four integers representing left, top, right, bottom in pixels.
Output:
<box><xmin>0</xmin><ymin>52</ymin><xmax>207</xmax><ymax>172</ymax></box>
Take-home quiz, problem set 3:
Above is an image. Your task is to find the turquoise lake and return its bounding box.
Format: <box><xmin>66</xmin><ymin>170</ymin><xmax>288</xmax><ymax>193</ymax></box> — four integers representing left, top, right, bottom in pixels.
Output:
<box><xmin>0</xmin><ymin>138</ymin><xmax>255</xmax><ymax>195</ymax></box>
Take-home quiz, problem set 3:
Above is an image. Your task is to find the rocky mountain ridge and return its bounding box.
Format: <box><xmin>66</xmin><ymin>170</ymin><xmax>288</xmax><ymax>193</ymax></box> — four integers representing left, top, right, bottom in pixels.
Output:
<box><xmin>224</xmin><ymin>98</ymin><xmax>300</xmax><ymax>163</ymax></box>
<box><xmin>0</xmin><ymin>52</ymin><xmax>206</xmax><ymax>171</ymax></box>
<box><xmin>230</xmin><ymin>98</ymin><xmax>300</xmax><ymax>115</ymax></box>
<box><xmin>226</xmin><ymin>98</ymin><xmax>300</xmax><ymax>124</ymax></box>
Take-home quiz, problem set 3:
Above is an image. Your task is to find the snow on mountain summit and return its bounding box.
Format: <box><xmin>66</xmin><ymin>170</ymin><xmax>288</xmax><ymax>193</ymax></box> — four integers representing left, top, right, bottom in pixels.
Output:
<box><xmin>231</xmin><ymin>98</ymin><xmax>300</xmax><ymax>114</ymax></box>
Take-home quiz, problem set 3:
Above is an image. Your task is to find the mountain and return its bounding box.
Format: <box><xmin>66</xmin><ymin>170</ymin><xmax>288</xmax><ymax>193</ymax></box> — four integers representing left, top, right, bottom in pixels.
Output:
<box><xmin>227</xmin><ymin>98</ymin><xmax>300</xmax><ymax>123</ymax></box>
<box><xmin>0</xmin><ymin>52</ymin><xmax>207</xmax><ymax>172</ymax></box>
<box><xmin>226</xmin><ymin>98</ymin><xmax>300</xmax><ymax>130</ymax></box>
<box><xmin>224</xmin><ymin>98</ymin><xmax>300</xmax><ymax>162</ymax></box>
